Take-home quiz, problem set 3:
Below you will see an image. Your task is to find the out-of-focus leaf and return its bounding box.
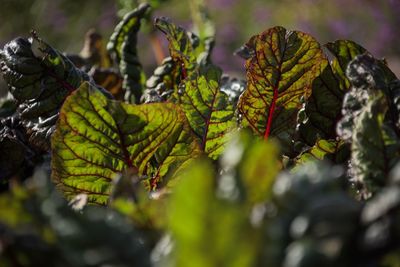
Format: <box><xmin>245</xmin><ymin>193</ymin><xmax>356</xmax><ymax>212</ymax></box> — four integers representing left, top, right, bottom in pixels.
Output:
<box><xmin>144</xmin><ymin>57</ymin><xmax>178</xmax><ymax>102</ymax></box>
<box><xmin>0</xmin><ymin>169</ymin><xmax>152</xmax><ymax>267</ymax></box>
<box><xmin>351</xmin><ymin>92</ymin><xmax>400</xmax><ymax>195</ymax></box>
<box><xmin>219</xmin><ymin>131</ymin><xmax>281</xmax><ymax>205</ymax></box>
<box><xmin>0</xmin><ymin>93</ymin><xmax>17</xmax><ymax>118</ymax></box>
<box><xmin>80</xmin><ymin>29</ymin><xmax>112</xmax><ymax>68</ymax></box>
<box><xmin>263</xmin><ymin>162</ymin><xmax>361</xmax><ymax>266</ymax></box>
<box><xmin>220</xmin><ymin>75</ymin><xmax>246</xmax><ymax>105</ymax></box>
<box><xmin>51</xmin><ymin>82</ymin><xmax>201</xmax><ymax>204</ymax></box>
<box><xmin>169</xmin><ymin>160</ymin><xmax>259</xmax><ymax>267</ymax></box>
<box><xmin>337</xmin><ymin>54</ymin><xmax>400</xmax><ymax>196</ymax></box>
<box><xmin>296</xmin><ymin>139</ymin><xmax>349</xmax><ymax>165</ymax></box>
<box><xmin>110</xmin><ymin>169</ymin><xmax>168</xmax><ymax>232</ymax></box>
<box><xmin>66</xmin><ymin>29</ymin><xmax>112</xmax><ymax>69</ymax></box>
<box><xmin>107</xmin><ymin>3</ymin><xmax>150</xmax><ymax>103</ymax></box>
<box><xmin>178</xmin><ymin>65</ymin><xmax>235</xmax><ymax>159</ymax></box>
<box><xmin>89</xmin><ymin>67</ymin><xmax>124</xmax><ymax>99</ymax></box>
<box><xmin>189</xmin><ymin>0</ymin><xmax>215</xmax><ymax>63</ymax></box>
<box><xmin>167</xmin><ymin>131</ymin><xmax>280</xmax><ymax>267</ymax></box>
<box><xmin>237</xmin><ymin>26</ymin><xmax>325</xmax><ymax>154</ymax></box>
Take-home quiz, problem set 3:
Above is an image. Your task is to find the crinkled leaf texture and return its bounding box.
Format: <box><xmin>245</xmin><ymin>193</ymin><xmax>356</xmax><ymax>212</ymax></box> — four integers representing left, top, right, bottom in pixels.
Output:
<box><xmin>237</xmin><ymin>26</ymin><xmax>325</xmax><ymax>154</ymax></box>
<box><xmin>0</xmin><ymin>35</ymin><xmax>110</xmax><ymax>151</ymax></box>
<box><xmin>179</xmin><ymin>65</ymin><xmax>236</xmax><ymax>159</ymax></box>
<box><xmin>297</xmin><ymin>40</ymin><xmax>367</xmax><ymax>146</ymax></box>
<box><xmin>149</xmin><ymin>18</ymin><xmax>205</xmax><ymax>102</ymax></box>
<box><xmin>107</xmin><ymin>3</ymin><xmax>150</xmax><ymax>103</ymax></box>
<box><xmin>51</xmin><ymin>82</ymin><xmax>201</xmax><ymax>204</ymax></box>
<box><xmin>337</xmin><ymin>54</ymin><xmax>400</xmax><ymax>196</ymax></box>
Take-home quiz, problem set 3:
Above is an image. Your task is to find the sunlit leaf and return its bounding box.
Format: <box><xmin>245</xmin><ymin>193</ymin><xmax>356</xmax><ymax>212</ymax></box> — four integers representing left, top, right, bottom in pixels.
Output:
<box><xmin>51</xmin><ymin>82</ymin><xmax>201</xmax><ymax>204</ymax></box>
<box><xmin>237</xmin><ymin>26</ymin><xmax>325</xmax><ymax>154</ymax></box>
<box><xmin>179</xmin><ymin>65</ymin><xmax>235</xmax><ymax>159</ymax></box>
<box><xmin>169</xmin><ymin>160</ymin><xmax>259</xmax><ymax>267</ymax></box>
<box><xmin>296</xmin><ymin>139</ymin><xmax>349</xmax><ymax>165</ymax></box>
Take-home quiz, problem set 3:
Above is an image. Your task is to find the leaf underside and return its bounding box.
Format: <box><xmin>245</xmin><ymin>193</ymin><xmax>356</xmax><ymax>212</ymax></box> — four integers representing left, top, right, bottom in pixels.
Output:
<box><xmin>51</xmin><ymin>82</ymin><xmax>201</xmax><ymax>204</ymax></box>
<box><xmin>179</xmin><ymin>65</ymin><xmax>235</xmax><ymax>159</ymax></box>
<box><xmin>238</xmin><ymin>26</ymin><xmax>325</xmax><ymax>153</ymax></box>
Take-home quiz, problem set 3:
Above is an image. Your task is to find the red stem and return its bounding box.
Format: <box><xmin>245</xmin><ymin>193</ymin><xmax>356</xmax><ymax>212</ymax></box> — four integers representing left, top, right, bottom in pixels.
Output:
<box><xmin>264</xmin><ymin>88</ymin><xmax>278</xmax><ymax>140</ymax></box>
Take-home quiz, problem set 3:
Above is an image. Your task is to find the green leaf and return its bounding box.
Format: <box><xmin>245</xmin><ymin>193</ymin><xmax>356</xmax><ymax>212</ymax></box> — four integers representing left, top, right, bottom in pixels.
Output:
<box><xmin>0</xmin><ymin>94</ymin><xmax>17</xmax><ymax>118</ymax></box>
<box><xmin>296</xmin><ymin>139</ymin><xmax>349</xmax><ymax>165</ymax></box>
<box><xmin>107</xmin><ymin>3</ymin><xmax>150</xmax><ymax>103</ymax></box>
<box><xmin>298</xmin><ymin>40</ymin><xmax>382</xmax><ymax>147</ymax></box>
<box><xmin>51</xmin><ymin>82</ymin><xmax>201</xmax><ymax>204</ymax></box>
<box><xmin>89</xmin><ymin>67</ymin><xmax>124</xmax><ymax>100</ymax></box>
<box><xmin>155</xmin><ymin>17</ymin><xmax>198</xmax><ymax>74</ymax></box>
<box><xmin>351</xmin><ymin>92</ymin><xmax>400</xmax><ymax>195</ymax></box>
<box><xmin>0</xmin><ymin>169</ymin><xmax>152</xmax><ymax>267</ymax></box>
<box><xmin>179</xmin><ymin>65</ymin><xmax>236</xmax><ymax>159</ymax></box>
<box><xmin>337</xmin><ymin>54</ymin><xmax>400</xmax><ymax>196</ymax></box>
<box><xmin>0</xmin><ymin>35</ymin><xmax>110</xmax><ymax>151</ymax></box>
<box><xmin>168</xmin><ymin>159</ymin><xmax>259</xmax><ymax>267</ymax></box>
<box><xmin>144</xmin><ymin>57</ymin><xmax>179</xmax><ymax>102</ymax></box>
<box><xmin>325</xmin><ymin>40</ymin><xmax>367</xmax><ymax>91</ymax></box>
<box><xmin>237</xmin><ymin>26</ymin><xmax>325</xmax><ymax>154</ymax></box>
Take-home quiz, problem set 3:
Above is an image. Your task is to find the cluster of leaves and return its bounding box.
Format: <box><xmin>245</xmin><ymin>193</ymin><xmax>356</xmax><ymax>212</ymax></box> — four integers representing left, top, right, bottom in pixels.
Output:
<box><xmin>1</xmin><ymin>2</ymin><xmax>400</xmax><ymax>266</ymax></box>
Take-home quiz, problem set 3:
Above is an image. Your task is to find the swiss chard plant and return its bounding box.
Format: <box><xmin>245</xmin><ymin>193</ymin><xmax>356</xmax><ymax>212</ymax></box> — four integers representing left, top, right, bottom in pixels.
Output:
<box><xmin>1</xmin><ymin>2</ymin><xmax>400</xmax><ymax>266</ymax></box>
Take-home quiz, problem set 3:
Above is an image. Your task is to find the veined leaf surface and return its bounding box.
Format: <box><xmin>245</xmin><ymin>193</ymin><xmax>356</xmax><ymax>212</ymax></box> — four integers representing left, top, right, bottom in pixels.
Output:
<box><xmin>51</xmin><ymin>82</ymin><xmax>201</xmax><ymax>204</ymax></box>
<box><xmin>155</xmin><ymin>17</ymin><xmax>198</xmax><ymax>74</ymax></box>
<box><xmin>238</xmin><ymin>26</ymin><xmax>325</xmax><ymax>152</ymax></box>
<box><xmin>325</xmin><ymin>40</ymin><xmax>367</xmax><ymax>91</ymax></box>
<box><xmin>180</xmin><ymin>65</ymin><xmax>235</xmax><ymax>159</ymax></box>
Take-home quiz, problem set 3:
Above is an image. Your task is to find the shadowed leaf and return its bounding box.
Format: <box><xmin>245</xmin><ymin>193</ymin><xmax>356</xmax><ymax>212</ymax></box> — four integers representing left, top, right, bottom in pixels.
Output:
<box><xmin>107</xmin><ymin>3</ymin><xmax>150</xmax><ymax>103</ymax></box>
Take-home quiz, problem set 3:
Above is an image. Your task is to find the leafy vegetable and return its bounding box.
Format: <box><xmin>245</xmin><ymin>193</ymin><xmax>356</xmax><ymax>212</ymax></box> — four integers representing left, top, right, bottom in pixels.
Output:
<box><xmin>178</xmin><ymin>65</ymin><xmax>235</xmax><ymax>159</ymax></box>
<box><xmin>107</xmin><ymin>3</ymin><xmax>150</xmax><ymax>103</ymax></box>
<box><xmin>337</xmin><ymin>54</ymin><xmax>400</xmax><ymax>196</ymax></box>
<box><xmin>0</xmin><ymin>168</ymin><xmax>152</xmax><ymax>267</ymax></box>
<box><xmin>0</xmin><ymin>34</ymin><xmax>110</xmax><ymax>152</ymax></box>
<box><xmin>237</xmin><ymin>26</ymin><xmax>325</xmax><ymax>154</ymax></box>
<box><xmin>2</xmin><ymin>3</ymin><xmax>400</xmax><ymax>266</ymax></box>
<box><xmin>51</xmin><ymin>82</ymin><xmax>201</xmax><ymax>204</ymax></box>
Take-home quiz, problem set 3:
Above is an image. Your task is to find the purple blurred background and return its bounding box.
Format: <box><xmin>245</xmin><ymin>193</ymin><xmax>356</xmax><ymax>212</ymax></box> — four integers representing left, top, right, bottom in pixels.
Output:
<box><xmin>1</xmin><ymin>0</ymin><xmax>399</xmax><ymax>95</ymax></box>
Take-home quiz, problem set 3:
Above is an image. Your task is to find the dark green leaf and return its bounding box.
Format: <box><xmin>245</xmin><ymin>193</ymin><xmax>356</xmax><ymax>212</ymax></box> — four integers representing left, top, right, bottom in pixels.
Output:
<box><xmin>107</xmin><ymin>3</ymin><xmax>150</xmax><ymax>103</ymax></box>
<box><xmin>0</xmin><ymin>35</ymin><xmax>111</xmax><ymax>151</ymax></box>
<box><xmin>337</xmin><ymin>54</ymin><xmax>400</xmax><ymax>196</ymax></box>
<box><xmin>0</xmin><ymin>169</ymin><xmax>152</xmax><ymax>267</ymax></box>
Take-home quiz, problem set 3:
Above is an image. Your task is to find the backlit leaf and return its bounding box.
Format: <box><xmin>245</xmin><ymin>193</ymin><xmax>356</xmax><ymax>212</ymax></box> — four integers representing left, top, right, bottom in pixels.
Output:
<box><xmin>179</xmin><ymin>65</ymin><xmax>235</xmax><ymax>159</ymax></box>
<box><xmin>51</xmin><ymin>82</ymin><xmax>201</xmax><ymax>204</ymax></box>
<box><xmin>237</xmin><ymin>26</ymin><xmax>325</xmax><ymax>154</ymax></box>
<box><xmin>296</xmin><ymin>139</ymin><xmax>349</xmax><ymax>165</ymax></box>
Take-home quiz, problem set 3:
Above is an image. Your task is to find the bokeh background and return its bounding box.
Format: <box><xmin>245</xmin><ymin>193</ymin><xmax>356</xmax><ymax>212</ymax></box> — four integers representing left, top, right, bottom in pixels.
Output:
<box><xmin>1</xmin><ymin>0</ymin><xmax>400</xmax><ymax>96</ymax></box>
